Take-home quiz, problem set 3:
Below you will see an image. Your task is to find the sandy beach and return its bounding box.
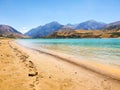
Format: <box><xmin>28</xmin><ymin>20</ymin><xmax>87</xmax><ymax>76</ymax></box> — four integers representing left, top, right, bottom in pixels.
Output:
<box><xmin>0</xmin><ymin>39</ymin><xmax>120</xmax><ymax>90</ymax></box>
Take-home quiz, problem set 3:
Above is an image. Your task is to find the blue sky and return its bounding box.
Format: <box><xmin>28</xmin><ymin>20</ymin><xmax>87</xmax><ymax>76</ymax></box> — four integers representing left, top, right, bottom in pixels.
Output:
<box><xmin>0</xmin><ymin>0</ymin><xmax>120</xmax><ymax>33</ymax></box>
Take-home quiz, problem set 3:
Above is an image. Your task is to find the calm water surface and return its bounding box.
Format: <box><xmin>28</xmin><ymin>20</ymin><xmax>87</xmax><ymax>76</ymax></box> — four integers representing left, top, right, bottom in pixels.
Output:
<box><xmin>17</xmin><ymin>38</ymin><xmax>120</xmax><ymax>67</ymax></box>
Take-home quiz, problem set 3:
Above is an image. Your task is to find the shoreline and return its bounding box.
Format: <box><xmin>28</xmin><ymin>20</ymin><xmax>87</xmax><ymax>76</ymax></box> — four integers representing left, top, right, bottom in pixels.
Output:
<box><xmin>0</xmin><ymin>39</ymin><xmax>120</xmax><ymax>90</ymax></box>
<box><xmin>16</xmin><ymin>40</ymin><xmax>120</xmax><ymax>81</ymax></box>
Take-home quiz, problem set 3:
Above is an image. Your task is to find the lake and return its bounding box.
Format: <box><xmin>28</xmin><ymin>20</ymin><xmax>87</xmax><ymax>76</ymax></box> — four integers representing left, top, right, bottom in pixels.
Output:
<box><xmin>16</xmin><ymin>38</ymin><xmax>120</xmax><ymax>67</ymax></box>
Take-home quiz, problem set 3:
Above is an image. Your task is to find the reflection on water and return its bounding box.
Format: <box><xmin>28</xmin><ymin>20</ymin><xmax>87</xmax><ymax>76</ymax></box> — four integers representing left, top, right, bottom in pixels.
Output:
<box><xmin>17</xmin><ymin>38</ymin><xmax>120</xmax><ymax>67</ymax></box>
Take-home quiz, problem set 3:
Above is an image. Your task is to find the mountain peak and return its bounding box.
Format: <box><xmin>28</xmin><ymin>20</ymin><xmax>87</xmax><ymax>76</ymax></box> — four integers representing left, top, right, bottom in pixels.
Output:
<box><xmin>0</xmin><ymin>24</ymin><xmax>12</xmax><ymax>30</ymax></box>
<box><xmin>86</xmin><ymin>20</ymin><xmax>97</xmax><ymax>22</ymax></box>
<box><xmin>0</xmin><ymin>24</ymin><xmax>21</xmax><ymax>33</ymax></box>
<box><xmin>75</xmin><ymin>20</ymin><xmax>106</xmax><ymax>30</ymax></box>
<box><xmin>25</xmin><ymin>21</ymin><xmax>63</xmax><ymax>38</ymax></box>
<box><xmin>47</xmin><ymin>21</ymin><xmax>61</xmax><ymax>25</ymax></box>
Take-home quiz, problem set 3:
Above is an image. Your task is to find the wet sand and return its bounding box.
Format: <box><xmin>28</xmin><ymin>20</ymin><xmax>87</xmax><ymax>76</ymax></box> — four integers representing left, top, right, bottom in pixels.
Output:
<box><xmin>0</xmin><ymin>39</ymin><xmax>120</xmax><ymax>90</ymax></box>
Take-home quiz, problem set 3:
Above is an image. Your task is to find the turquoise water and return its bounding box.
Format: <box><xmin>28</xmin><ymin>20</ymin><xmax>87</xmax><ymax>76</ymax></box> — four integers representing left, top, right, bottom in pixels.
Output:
<box><xmin>17</xmin><ymin>38</ymin><xmax>120</xmax><ymax>67</ymax></box>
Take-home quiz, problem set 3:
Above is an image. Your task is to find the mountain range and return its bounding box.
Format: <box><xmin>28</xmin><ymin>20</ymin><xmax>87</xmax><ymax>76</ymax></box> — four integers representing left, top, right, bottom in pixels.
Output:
<box><xmin>0</xmin><ymin>20</ymin><xmax>120</xmax><ymax>38</ymax></box>
<box><xmin>25</xmin><ymin>20</ymin><xmax>107</xmax><ymax>38</ymax></box>
<box><xmin>47</xmin><ymin>21</ymin><xmax>120</xmax><ymax>38</ymax></box>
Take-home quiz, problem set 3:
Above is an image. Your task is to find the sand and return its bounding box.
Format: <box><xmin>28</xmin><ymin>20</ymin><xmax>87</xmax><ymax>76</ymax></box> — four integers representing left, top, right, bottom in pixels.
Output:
<box><xmin>0</xmin><ymin>39</ymin><xmax>120</xmax><ymax>90</ymax></box>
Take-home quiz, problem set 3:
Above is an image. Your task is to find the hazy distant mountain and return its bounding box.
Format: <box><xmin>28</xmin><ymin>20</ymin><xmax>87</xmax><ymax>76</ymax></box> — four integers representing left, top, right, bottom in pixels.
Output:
<box><xmin>75</xmin><ymin>20</ymin><xmax>106</xmax><ymax>30</ymax></box>
<box><xmin>104</xmin><ymin>21</ymin><xmax>120</xmax><ymax>31</ymax></box>
<box><xmin>0</xmin><ymin>25</ymin><xmax>27</xmax><ymax>38</ymax></box>
<box><xmin>25</xmin><ymin>21</ymin><xmax>63</xmax><ymax>38</ymax></box>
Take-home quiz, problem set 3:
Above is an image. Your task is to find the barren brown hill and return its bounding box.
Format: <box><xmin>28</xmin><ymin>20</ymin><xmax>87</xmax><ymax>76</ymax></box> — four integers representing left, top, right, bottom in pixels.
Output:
<box><xmin>47</xmin><ymin>30</ymin><xmax>120</xmax><ymax>38</ymax></box>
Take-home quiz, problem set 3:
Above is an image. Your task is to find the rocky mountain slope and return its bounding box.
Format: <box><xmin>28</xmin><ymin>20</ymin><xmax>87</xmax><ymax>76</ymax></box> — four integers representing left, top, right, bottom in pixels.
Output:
<box><xmin>25</xmin><ymin>22</ymin><xmax>63</xmax><ymax>38</ymax></box>
<box><xmin>75</xmin><ymin>20</ymin><xmax>106</xmax><ymax>30</ymax></box>
<box><xmin>104</xmin><ymin>21</ymin><xmax>120</xmax><ymax>31</ymax></box>
<box><xmin>0</xmin><ymin>25</ymin><xmax>27</xmax><ymax>38</ymax></box>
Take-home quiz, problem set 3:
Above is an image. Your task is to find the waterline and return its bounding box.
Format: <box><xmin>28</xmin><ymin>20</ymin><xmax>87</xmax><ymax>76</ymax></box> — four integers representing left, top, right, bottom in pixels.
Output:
<box><xmin>16</xmin><ymin>38</ymin><xmax>120</xmax><ymax>68</ymax></box>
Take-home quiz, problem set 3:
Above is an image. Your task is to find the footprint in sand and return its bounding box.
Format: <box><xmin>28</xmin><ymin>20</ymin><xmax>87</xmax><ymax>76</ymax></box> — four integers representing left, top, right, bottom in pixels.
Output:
<box><xmin>28</xmin><ymin>61</ymin><xmax>38</xmax><ymax>77</ymax></box>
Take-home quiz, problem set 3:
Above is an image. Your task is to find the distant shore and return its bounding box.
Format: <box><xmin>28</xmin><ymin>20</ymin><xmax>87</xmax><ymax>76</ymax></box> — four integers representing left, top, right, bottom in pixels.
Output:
<box><xmin>0</xmin><ymin>39</ymin><xmax>120</xmax><ymax>90</ymax></box>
